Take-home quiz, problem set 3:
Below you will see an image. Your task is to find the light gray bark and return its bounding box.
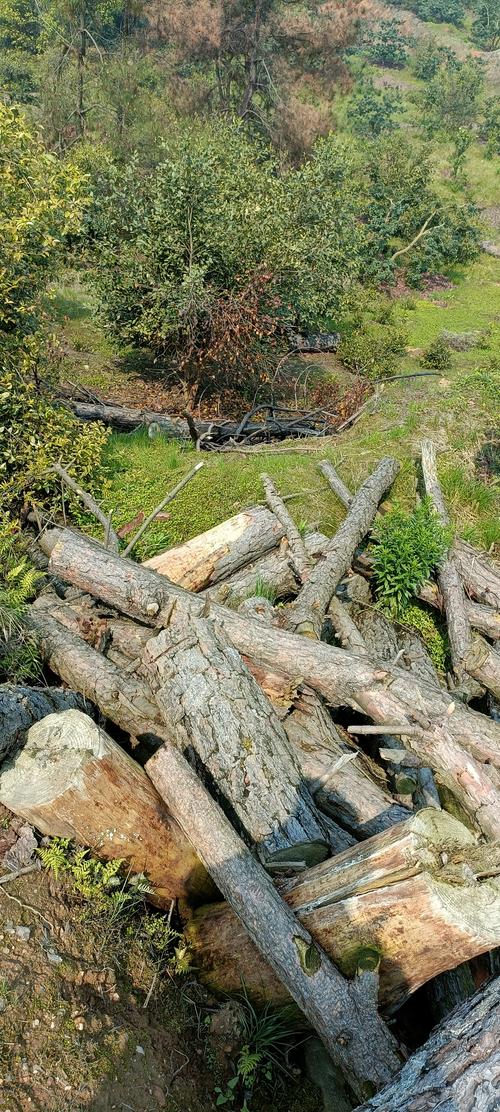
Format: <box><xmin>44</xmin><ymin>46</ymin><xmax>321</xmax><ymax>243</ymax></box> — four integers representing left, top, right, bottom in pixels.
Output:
<box><xmin>261</xmin><ymin>472</ymin><xmax>311</xmax><ymax>582</ymax></box>
<box><xmin>146</xmin><ymin>740</ymin><xmax>403</xmax><ymax>1101</ymax></box>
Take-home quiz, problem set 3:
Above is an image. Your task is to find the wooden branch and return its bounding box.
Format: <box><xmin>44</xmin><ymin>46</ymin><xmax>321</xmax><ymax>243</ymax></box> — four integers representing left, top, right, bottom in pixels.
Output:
<box><xmin>318</xmin><ymin>460</ymin><xmax>353</xmax><ymax>508</ymax></box>
<box><xmin>261</xmin><ymin>472</ymin><xmax>311</xmax><ymax>582</ymax></box>
<box><xmin>146</xmin><ymin>741</ymin><xmax>403</xmax><ymax>1099</ymax></box>
<box><xmin>143</xmin><ymin>506</ymin><xmax>285</xmax><ymax>590</ymax></box>
<box><xmin>355</xmin><ymin>976</ymin><xmax>500</xmax><ymax>1111</ymax></box>
<box><xmin>123</xmin><ymin>462</ymin><xmax>204</xmax><ymax>557</ymax></box>
<box><xmin>50</xmin><ymin>463</ymin><xmax>120</xmax><ymax>553</ymax></box>
<box><xmin>347</xmin><ymin>724</ymin><xmax>423</xmax><ymax>737</ymax></box>
<box><xmin>204</xmin><ymin>531</ymin><xmax>329</xmax><ymax>607</ymax></box>
<box><xmin>327</xmin><ymin>596</ymin><xmax>369</xmax><ymax>654</ymax></box>
<box><xmin>390</xmin><ymin>212</ymin><xmax>437</xmax><ymax>262</ymax></box>
<box><xmin>185</xmin><ymin>809</ymin><xmax>500</xmax><ymax>1014</ymax></box>
<box><xmin>453</xmin><ymin>537</ymin><xmax>500</xmax><ymax>610</ymax></box>
<box><xmin>0</xmin><ymin>709</ymin><xmax>212</xmax><ymax>908</ymax></box>
<box><xmin>143</xmin><ymin>607</ymin><xmax>336</xmax><ymax>860</ymax></box>
<box><xmin>40</xmin><ymin>528</ymin><xmax>500</xmax><ymax>839</ymax></box>
<box><xmin>421</xmin><ymin>440</ymin><xmax>500</xmax><ymax>699</ymax></box>
<box><xmin>287</xmin><ymin>458</ymin><xmax>400</xmax><ymax>637</ymax></box>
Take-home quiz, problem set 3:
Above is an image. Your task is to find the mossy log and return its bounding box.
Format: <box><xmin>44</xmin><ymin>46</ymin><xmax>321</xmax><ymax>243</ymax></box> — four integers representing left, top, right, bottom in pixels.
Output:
<box><xmin>0</xmin><ymin>709</ymin><xmax>212</xmax><ymax>907</ymax></box>
<box><xmin>185</xmin><ymin>809</ymin><xmax>500</xmax><ymax>1013</ymax></box>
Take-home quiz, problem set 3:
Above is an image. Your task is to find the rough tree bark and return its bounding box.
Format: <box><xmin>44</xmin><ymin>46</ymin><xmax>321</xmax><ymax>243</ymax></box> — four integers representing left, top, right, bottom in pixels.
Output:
<box><xmin>146</xmin><ymin>740</ymin><xmax>403</xmax><ymax>1101</ymax></box>
<box><xmin>454</xmin><ymin>538</ymin><xmax>500</xmax><ymax>610</ymax></box>
<box><xmin>260</xmin><ymin>473</ymin><xmax>311</xmax><ymax>582</ymax></box>
<box><xmin>185</xmin><ymin>809</ymin><xmax>500</xmax><ymax>1013</ymax></box>
<box><xmin>421</xmin><ymin>440</ymin><xmax>500</xmax><ymax>700</ymax></box>
<box><xmin>286</xmin><ymin>458</ymin><xmax>400</xmax><ymax>637</ymax></box>
<box><xmin>143</xmin><ymin>506</ymin><xmax>284</xmax><ymax>590</ymax></box>
<box><xmin>143</xmin><ymin>607</ymin><xmax>340</xmax><ymax>860</ymax></box>
<box><xmin>0</xmin><ymin>709</ymin><xmax>211</xmax><ymax>907</ymax></box>
<box><xmin>39</xmin><ymin>529</ymin><xmax>500</xmax><ymax>839</ymax></box>
<box><xmin>355</xmin><ymin>975</ymin><xmax>500</xmax><ymax>1111</ymax></box>
<box><xmin>0</xmin><ymin>684</ymin><xmax>86</xmax><ymax>757</ymax></box>
<box><xmin>204</xmin><ymin>531</ymin><xmax>329</xmax><ymax>607</ymax></box>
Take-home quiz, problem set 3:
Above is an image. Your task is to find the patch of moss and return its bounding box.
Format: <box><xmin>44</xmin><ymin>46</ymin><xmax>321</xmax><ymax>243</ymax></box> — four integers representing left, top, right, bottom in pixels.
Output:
<box><xmin>400</xmin><ymin>604</ymin><xmax>447</xmax><ymax>675</ymax></box>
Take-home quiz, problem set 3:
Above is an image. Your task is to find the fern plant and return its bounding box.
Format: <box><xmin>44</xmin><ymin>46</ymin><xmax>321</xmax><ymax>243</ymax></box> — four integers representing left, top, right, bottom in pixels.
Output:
<box><xmin>371</xmin><ymin>499</ymin><xmax>451</xmax><ymax>616</ymax></box>
<box><xmin>215</xmin><ymin>993</ymin><xmax>299</xmax><ymax>1108</ymax></box>
<box><xmin>0</xmin><ymin>521</ymin><xmax>43</xmax><ymax>682</ymax></box>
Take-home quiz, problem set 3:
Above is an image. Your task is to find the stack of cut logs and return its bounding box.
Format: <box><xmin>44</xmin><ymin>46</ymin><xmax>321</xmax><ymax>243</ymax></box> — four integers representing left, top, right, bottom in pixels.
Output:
<box><xmin>2</xmin><ymin>440</ymin><xmax>500</xmax><ymax>1109</ymax></box>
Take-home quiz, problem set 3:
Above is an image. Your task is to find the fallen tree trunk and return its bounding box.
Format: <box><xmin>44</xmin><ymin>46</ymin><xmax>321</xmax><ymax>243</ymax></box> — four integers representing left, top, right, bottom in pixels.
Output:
<box><xmin>185</xmin><ymin>809</ymin><xmax>500</xmax><ymax>1014</ymax></box>
<box><xmin>422</xmin><ymin>440</ymin><xmax>500</xmax><ymax>700</ymax></box>
<box><xmin>144</xmin><ymin>506</ymin><xmax>285</xmax><ymax>590</ymax></box>
<box><xmin>204</xmin><ymin>531</ymin><xmax>329</xmax><ymax>607</ymax></box>
<box><xmin>454</xmin><ymin>538</ymin><xmax>500</xmax><ymax>610</ymax></box>
<box><xmin>355</xmin><ymin>975</ymin><xmax>500</xmax><ymax>1111</ymax></box>
<box><xmin>0</xmin><ymin>684</ymin><xmax>86</xmax><ymax>757</ymax></box>
<box><xmin>39</xmin><ymin>527</ymin><xmax>500</xmax><ymax>839</ymax></box>
<box><xmin>143</xmin><ymin>608</ymin><xmax>339</xmax><ymax>860</ymax></box>
<box><xmin>0</xmin><ymin>709</ymin><xmax>212</xmax><ymax>907</ymax></box>
<box><xmin>286</xmin><ymin>458</ymin><xmax>400</xmax><ymax>637</ymax></box>
<box><xmin>261</xmin><ymin>473</ymin><xmax>311</xmax><ymax>582</ymax></box>
<box><xmin>60</xmin><ymin>398</ymin><xmax>226</xmax><ymax>440</ymax></box>
<box><xmin>146</xmin><ymin>740</ymin><xmax>403</xmax><ymax>1100</ymax></box>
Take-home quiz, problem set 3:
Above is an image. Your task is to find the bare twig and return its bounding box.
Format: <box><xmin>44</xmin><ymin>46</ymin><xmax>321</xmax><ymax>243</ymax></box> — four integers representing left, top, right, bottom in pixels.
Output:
<box><xmin>122</xmin><ymin>463</ymin><xmax>204</xmax><ymax>557</ymax></box>
<box><xmin>261</xmin><ymin>472</ymin><xmax>311</xmax><ymax>582</ymax></box>
<box><xmin>50</xmin><ymin>463</ymin><xmax>120</xmax><ymax>553</ymax></box>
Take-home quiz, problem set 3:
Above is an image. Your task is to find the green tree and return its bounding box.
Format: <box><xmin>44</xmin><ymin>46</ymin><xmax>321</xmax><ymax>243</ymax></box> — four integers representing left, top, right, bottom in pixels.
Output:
<box><xmin>471</xmin><ymin>0</ymin><xmax>500</xmax><ymax>50</ymax></box>
<box><xmin>348</xmin><ymin>80</ymin><xmax>402</xmax><ymax>138</ymax></box>
<box><xmin>416</xmin><ymin>57</ymin><xmax>485</xmax><ymax>138</ymax></box>
<box><xmin>0</xmin><ymin>0</ymin><xmax>41</xmax><ymax>102</ymax></box>
<box><xmin>361</xmin><ymin>19</ymin><xmax>410</xmax><ymax>68</ymax></box>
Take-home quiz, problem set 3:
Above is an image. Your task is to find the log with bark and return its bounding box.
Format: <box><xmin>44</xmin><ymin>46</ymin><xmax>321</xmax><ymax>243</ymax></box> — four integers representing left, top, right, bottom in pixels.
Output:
<box><xmin>286</xmin><ymin>457</ymin><xmax>400</xmax><ymax>637</ymax></box>
<box><xmin>355</xmin><ymin>975</ymin><xmax>500</xmax><ymax>1111</ymax></box>
<box><xmin>37</xmin><ymin>528</ymin><xmax>500</xmax><ymax>839</ymax></box>
<box><xmin>204</xmin><ymin>530</ymin><xmax>329</xmax><ymax>607</ymax></box>
<box><xmin>0</xmin><ymin>708</ymin><xmax>212</xmax><ymax>907</ymax></box>
<box><xmin>0</xmin><ymin>684</ymin><xmax>87</xmax><ymax>757</ymax></box>
<box><xmin>146</xmin><ymin>737</ymin><xmax>403</xmax><ymax>1100</ymax></box>
<box><xmin>185</xmin><ymin>809</ymin><xmax>500</xmax><ymax>1013</ymax></box>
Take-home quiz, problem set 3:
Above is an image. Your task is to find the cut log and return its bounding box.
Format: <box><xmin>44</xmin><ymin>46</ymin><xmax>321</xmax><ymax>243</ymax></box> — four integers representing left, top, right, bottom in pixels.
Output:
<box><xmin>143</xmin><ymin>607</ymin><xmax>339</xmax><ymax>860</ymax></box>
<box><xmin>0</xmin><ymin>684</ymin><xmax>86</xmax><ymax>758</ymax></box>
<box><xmin>143</xmin><ymin>506</ymin><xmax>284</xmax><ymax>590</ymax></box>
<box><xmin>40</xmin><ymin>528</ymin><xmax>500</xmax><ymax>838</ymax></box>
<box><xmin>454</xmin><ymin>538</ymin><xmax>500</xmax><ymax>610</ymax></box>
<box><xmin>421</xmin><ymin>440</ymin><xmax>500</xmax><ymax>700</ymax></box>
<box><xmin>261</xmin><ymin>473</ymin><xmax>311</xmax><ymax>582</ymax></box>
<box><xmin>185</xmin><ymin>809</ymin><xmax>500</xmax><ymax>1013</ymax></box>
<box><xmin>355</xmin><ymin>975</ymin><xmax>500</xmax><ymax>1111</ymax></box>
<box><xmin>286</xmin><ymin>458</ymin><xmax>400</xmax><ymax>637</ymax></box>
<box><xmin>61</xmin><ymin>398</ymin><xmax>227</xmax><ymax>440</ymax></box>
<box><xmin>0</xmin><ymin>709</ymin><xmax>212</xmax><ymax>907</ymax></box>
<box><xmin>204</xmin><ymin>531</ymin><xmax>329</xmax><ymax>607</ymax></box>
<box><xmin>146</xmin><ymin>740</ymin><xmax>403</xmax><ymax>1100</ymax></box>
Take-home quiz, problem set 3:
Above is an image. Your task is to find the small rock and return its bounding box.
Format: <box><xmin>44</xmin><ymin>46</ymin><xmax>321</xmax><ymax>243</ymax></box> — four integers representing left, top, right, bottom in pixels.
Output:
<box><xmin>135</xmin><ymin>1045</ymin><xmax>145</xmax><ymax>1056</ymax></box>
<box><xmin>15</xmin><ymin>926</ymin><xmax>31</xmax><ymax>942</ymax></box>
<box><xmin>47</xmin><ymin>950</ymin><xmax>62</xmax><ymax>965</ymax></box>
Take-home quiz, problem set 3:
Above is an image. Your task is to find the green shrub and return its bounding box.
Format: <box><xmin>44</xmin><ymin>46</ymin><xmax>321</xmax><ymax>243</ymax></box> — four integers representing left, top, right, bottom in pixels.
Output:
<box><xmin>400</xmin><ymin>604</ymin><xmax>447</xmax><ymax>674</ymax></box>
<box><xmin>420</xmin><ymin>337</ymin><xmax>453</xmax><ymax>369</ymax></box>
<box><xmin>0</xmin><ymin>520</ymin><xmax>42</xmax><ymax>683</ymax></box>
<box><xmin>348</xmin><ymin>80</ymin><xmax>402</xmax><ymax>138</ymax></box>
<box><xmin>361</xmin><ymin>20</ymin><xmax>410</xmax><ymax>67</ymax></box>
<box><xmin>371</xmin><ymin>499</ymin><xmax>452</xmax><ymax>616</ymax></box>
<box><xmin>411</xmin><ymin>41</ymin><xmax>458</xmax><ymax>81</ymax></box>
<box><xmin>340</xmin><ymin>321</ymin><xmax>408</xmax><ymax>378</ymax></box>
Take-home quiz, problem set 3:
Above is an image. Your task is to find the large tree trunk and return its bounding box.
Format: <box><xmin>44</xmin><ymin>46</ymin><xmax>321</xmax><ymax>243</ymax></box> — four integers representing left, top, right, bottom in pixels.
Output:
<box><xmin>0</xmin><ymin>709</ymin><xmax>212</xmax><ymax>907</ymax></box>
<box><xmin>286</xmin><ymin>458</ymin><xmax>400</xmax><ymax>638</ymax></box>
<box><xmin>143</xmin><ymin>608</ymin><xmax>342</xmax><ymax>860</ymax></box>
<box><xmin>146</xmin><ymin>740</ymin><xmax>403</xmax><ymax>1101</ymax></box>
<box><xmin>144</xmin><ymin>506</ymin><xmax>284</xmax><ymax>590</ymax></box>
<box><xmin>39</xmin><ymin>528</ymin><xmax>500</xmax><ymax>839</ymax></box>
<box><xmin>60</xmin><ymin>398</ymin><xmax>238</xmax><ymax>441</ymax></box>
<box><xmin>185</xmin><ymin>809</ymin><xmax>500</xmax><ymax>1013</ymax></box>
<box><xmin>355</xmin><ymin>975</ymin><xmax>500</xmax><ymax>1111</ymax></box>
<box><xmin>0</xmin><ymin>684</ymin><xmax>86</xmax><ymax>757</ymax></box>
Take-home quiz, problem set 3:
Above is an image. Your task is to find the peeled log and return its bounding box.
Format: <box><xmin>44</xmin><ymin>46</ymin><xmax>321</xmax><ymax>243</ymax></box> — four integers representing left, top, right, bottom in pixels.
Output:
<box><xmin>356</xmin><ymin>975</ymin><xmax>500</xmax><ymax>1111</ymax></box>
<box><xmin>143</xmin><ymin>506</ymin><xmax>284</xmax><ymax>590</ymax></box>
<box><xmin>0</xmin><ymin>710</ymin><xmax>211</xmax><ymax>907</ymax></box>
<box><xmin>41</xmin><ymin>528</ymin><xmax>500</xmax><ymax>839</ymax></box>
<box><xmin>186</xmin><ymin>809</ymin><xmax>500</xmax><ymax>1013</ymax></box>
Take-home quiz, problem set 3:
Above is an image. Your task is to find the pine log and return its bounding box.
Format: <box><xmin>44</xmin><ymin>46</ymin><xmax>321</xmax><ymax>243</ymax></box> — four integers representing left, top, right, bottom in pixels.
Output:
<box><xmin>261</xmin><ymin>473</ymin><xmax>311</xmax><ymax>582</ymax></box>
<box><xmin>143</xmin><ymin>607</ymin><xmax>339</xmax><ymax>860</ymax></box>
<box><xmin>40</xmin><ymin>528</ymin><xmax>500</xmax><ymax>839</ymax></box>
<box><xmin>454</xmin><ymin>538</ymin><xmax>500</xmax><ymax>610</ymax></box>
<box><xmin>286</xmin><ymin>458</ymin><xmax>400</xmax><ymax>637</ymax></box>
<box><xmin>0</xmin><ymin>709</ymin><xmax>211</xmax><ymax>907</ymax></box>
<box><xmin>185</xmin><ymin>810</ymin><xmax>500</xmax><ymax>1013</ymax></box>
<box><xmin>61</xmin><ymin>398</ymin><xmax>229</xmax><ymax>440</ymax></box>
<box><xmin>355</xmin><ymin>975</ymin><xmax>500</xmax><ymax>1111</ymax></box>
<box><xmin>204</xmin><ymin>531</ymin><xmax>329</xmax><ymax>607</ymax></box>
<box><xmin>146</xmin><ymin>740</ymin><xmax>403</xmax><ymax>1100</ymax></box>
<box><xmin>143</xmin><ymin>506</ymin><xmax>284</xmax><ymax>589</ymax></box>
<box><xmin>0</xmin><ymin>684</ymin><xmax>86</xmax><ymax>758</ymax></box>
<box><xmin>421</xmin><ymin>440</ymin><xmax>500</xmax><ymax>700</ymax></box>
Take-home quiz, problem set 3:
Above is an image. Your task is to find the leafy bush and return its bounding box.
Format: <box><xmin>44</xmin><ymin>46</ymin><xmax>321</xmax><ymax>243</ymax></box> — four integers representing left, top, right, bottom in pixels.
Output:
<box><xmin>371</xmin><ymin>499</ymin><xmax>452</xmax><ymax>616</ymax></box>
<box><xmin>0</xmin><ymin>520</ymin><xmax>42</xmax><ymax>683</ymax></box>
<box><xmin>214</xmin><ymin>994</ymin><xmax>299</xmax><ymax>1109</ymax></box>
<box><xmin>411</xmin><ymin>41</ymin><xmax>458</xmax><ymax>81</ymax></box>
<box><xmin>416</xmin><ymin>58</ymin><xmax>485</xmax><ymax>139</ymax></box>
<box><xmin>0</xmin><ymin>352</ymin><xmax>109</xmax><ymax>515</ymax></box>
<box><xmin>390</xmin><ymin>0</ymin><xmax>465</xmax><ymax>26</ymax></box>
<box><xmin>361</xmin><ymin>20</ymin><xmax>410</xmax><ymax>67</ymax></box>
<box><xmin>421</xmin><ymin>337</ymin><xmax>453</xmax><ymax>369</ymax></box>
<box><xmin>340</xmin><ymin>321</ymin><xmax>408</xmax><ymax>378</ymax></box>
<box><xmin>89</xmin><ymin>120</ymin><xmax>365</xmax><ymax>400</ymax></box>
<box><xmin>348</xmin><ymin>80</ymin><xmax>402</xmax><ymax>138</ymax></box>
<box><xmin>471</xmin><ymin>0</ymin><xmax>500</xmax><ymax>50</ymax></box>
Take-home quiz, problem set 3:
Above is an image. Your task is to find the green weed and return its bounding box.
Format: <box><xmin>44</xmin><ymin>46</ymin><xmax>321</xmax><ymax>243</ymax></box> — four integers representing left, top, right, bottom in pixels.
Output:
<box><xmin>371</xmin><ymin>499</ymin><xmax>452</xmax><ymax>616</ymax></box>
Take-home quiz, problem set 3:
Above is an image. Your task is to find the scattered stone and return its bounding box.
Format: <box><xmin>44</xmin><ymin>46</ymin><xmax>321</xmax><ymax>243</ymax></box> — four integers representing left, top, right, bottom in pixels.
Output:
<box><xmin>0</xmin><ymin>999</ymin><xmax>6</xmax><ymax>1014</ymax></box>
<box><xmin>15</xmin><ymin>926</ymin><xmax>31</xmax><ymax>942</ymax></box>
<box><xmin>46</xmin><ymin>949</ymin><xmax>62</xmax><ymax>965</ymax></box>
<box><xmin>2</xmin><ymin>824</ymin><xmax>38</xmax><ymax>872</ymax></box>
<box><xmin>135</xmin><ymin>1045</ymin><xmax>145</xmax><ymax>1056</ymax></box>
